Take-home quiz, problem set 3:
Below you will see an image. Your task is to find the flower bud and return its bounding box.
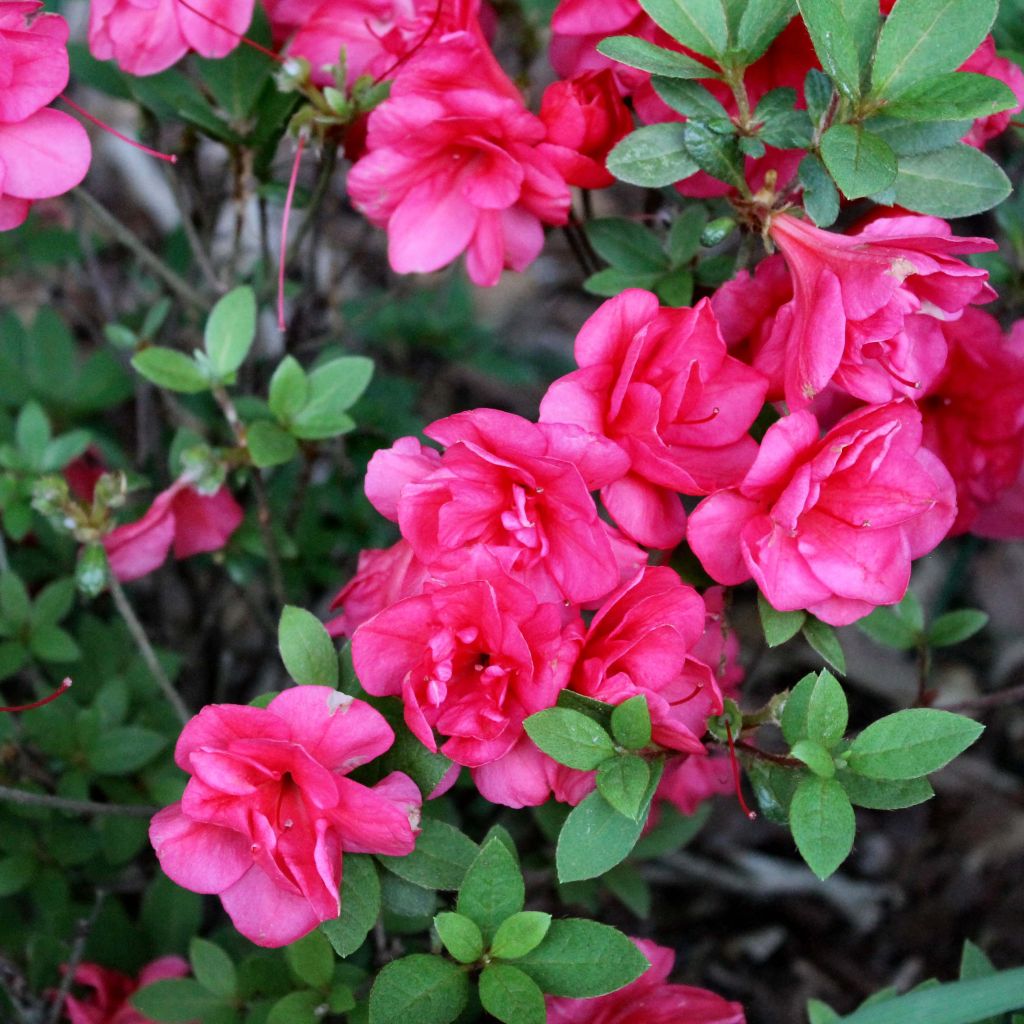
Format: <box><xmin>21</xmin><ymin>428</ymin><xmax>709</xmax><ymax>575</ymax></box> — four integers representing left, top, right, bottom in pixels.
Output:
<box><xmin>76</xmin><ymin>542</ymin><xmax>110</xmax><ymax>598</ymax></box>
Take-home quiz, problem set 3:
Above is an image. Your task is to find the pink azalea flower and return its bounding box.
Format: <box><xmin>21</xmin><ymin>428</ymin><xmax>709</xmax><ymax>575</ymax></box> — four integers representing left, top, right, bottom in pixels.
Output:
<box><xmin>653</xmin><ymin>753</ymin><xmax>733</xmax><ymax>819</ymax></box>
<box><xmin>351</xmin><ymin>575</ymin><xmax>582</xmax><ymax>770</ymax></box>
<box><xmin>0</xmin><ymin>1</ymin><xmax>91</xmax><ymax>231</ymax></box>
<box><xmin>690</xmin><ymin>586</ymin><xmax>744</xmax><ymax>696</ymax></box>
<box><xmin>959</xmin><ymin>37</ymin><xmax>1024</xmax><ymax>148</ymax></box>
<box><xmin>366</xmin><ymin>409</ymin><xmax>631</xmax><ymax>604</ymax></box>
<box><xmin>547</xmin><ymin>937</ymin><xmax>746</xmax><ymax>1024</ymax></box>
<box><xmin>688</xmin><ymin>401</ymin><xmax>957</xmax><ymax>626</ymax></box>
<box><xmin>920</xmin><ymin>309</ymin><xmax>1024</xmax><ymax>536</ymax></box>
<box><xmin>65</xmin><ymin>956</ymin><xmax>190</xmax><ymax>1024</ymax></box>
<box><xmin>472</xmin><ymin>731</ymin><xmax>594</xmax><ymax>808</ymax></box>
<box><xmin>150</xmin><ymin>687</ymin><xmax>421</xmax><ymax>947</ymax></box>
<box><xmin>103</xmin><ymin>477</ymin><xmax>244</xmax><ymax>582</ymax></box>
<box><xmin>538</xmin><ymin>69</ymin><xmax>632</xmax><ymax>189</ymax></box>
<box><xmin>570</xmin><ymin>567</ymin><xmax>720</xmax><ymax>755</ymax></box>
<box><xmin>88</xmin><ymin>0</ymin><xmax>253</xmax><ymax>76</ymax></box>
<box><xmin>347</xmin><ymin>31</ymin><xmax>571</xmax><ymax>286</ymax></box>
<box><xmin>765</xmin><ymin>212</ymin><xmax>996</xmax><ymax>408</ymax></box>
<box><xmin>539</xmin><ymin>290</ymin><xmax>767</xmax><ymax>549</ymax></box>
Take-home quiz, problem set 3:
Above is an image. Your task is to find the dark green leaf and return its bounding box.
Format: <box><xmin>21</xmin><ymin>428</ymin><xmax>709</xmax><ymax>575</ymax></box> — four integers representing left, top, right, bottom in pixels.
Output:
<box><xmin>190</xmin><ymin>938</ymin><xmax>237</xmax><ymax>998</ymax></box>
<box><xmin>368</xmin><ymin>955</ymin><xmax>468</xmax><ymax>1024</ymax></box>
<box><xmin>0</xmin><ymin>572</ymin><xmax>31</xmax><ymax>628</ymax></box>
<box><xmin>633</xmin><ymin>802</ymin><xmax>711</xmax><ymax>858</ymax></box>
<box><xmin>132</xmin><ymin>348</ymin><xmax>210</xmax><ymax>393</ymax></box>
<box><xmin>29</xmin><ymin>624</ymin><xmax>81</xmax><ymax>663</ymax></box>
<box><xmin>865</xmin><ymin>115</ymin><xmax>970</xmax><ymax>156</ymax></box>
<box><xmin>596</xmin><ymin>755</ymin><xmax>652</xmax><ymax>819</ymax></box>
<box><xmin>789</xmin><ymin>775</ymin><xmax>855</xmax><ymax>880</ymax></box>
<box><xmin>479</xmin><ymin>965</ymin><xmax>546</xmax><ymax>1024</ymax></box>
<box><xmin>837</xmin><ymin>771</ymin><xmax>933</xmax><ymax>809</ymax></box>
<box><xmin>755</xmin><ymin>88</ymin><xmax>814</xmax><ymax>148</ymax></box>
<box><xmin>820</xmin><ymin>124</ymin><xmax>897</xmax><ymax>199</ymax></box>
<box><xmin>893</xmin><ymin>144</ymin><xmax>1011</xmax><ymax>216</ymax></box>
<box><xmin>132</xmin><ymin>980</ymin><xmax>227</xmax><ymax>1022</ymax></box>
<box><xmin>433</xmin><ymin>912</ymin><xmax>483</xmax><ymax>964</ymax></box>
<box><xmin>884</xmin><ymin>72</ymin><xmax>1017</xmax><ymax>121</ymax></box>
<box><xmin>584</xmin><ymin>219</ymin><xmax>668</xmax><ymax>273</ymax></box>
<box><xmin>651</xmin><ymin>78</ymin><xmax>731</xmax><ymax>120</ymax></box>
<box><xmin>379</xmin><ymin>818</ymin><xmax>479</xmax><ymax>891</ymax></box>
<box><xmin>636</xmin><ymin>0</ymin><xmax>728</xmax><ymax>56</ymax></box>
<box><xmin>798</xmin><ymin>155</ymin><xmax>841</xmax><ymax>227</ymax></box>
<box><xmin>737</xmin><ymin>0</ymin><xmax>798</xmax><ymax>60</ymax></box>
<box><xmin>322</xmin><ymin>854</ymin><xmax>380</xmax><ymax>958</ymax></box>
<box><xmin>597</xmin><ymin>36</ymin><xmax>714</xmax><ymax>77</ymax></box>
<box><xmin>267</xmin><ymin>990</ymin><xmax>324</xmax><ymax>1024</ymax></box>
<box><xmin>857</xmin><ymin>606</ymin><xmax>920</xmax><ymax>649</ymax></box>
<box><xmin>248</xmin><ymin>420</ymin><xmax>299</xmax><ymax>468</ymax></box>
<box><xmin>278</xmin><ymin>606</ymin><xmax>338</xmax><ymax>687</ymax></box>
<box><xmin>0</xmin><ymin>854</ymin><xmax>36</xmax><ymax>897</ymax></box>
<box><xmin>781</xmin><ymin>670</ymin><xmax>849</xmax><ymax>748</ymax></box>
<box><xmin>928</xmin><ymin>609</ymin><xmax>988</xmax><ymax>648</ymax></box>
<box><xmin>87</xmin><ymin>727</ymin><xmax>167</xmax><ymax>775</ymax></box>
<box><xmin>610</xmin><ymin>695</ymin><xmax>652</xmax><ymax>750</ymax></box>
<box><xmin>654</xmin><ymin>268</ymin><xmax>695</xmax><ymax>306</ymax></box>
<box><xmin>584</xmin><ymin>268</ymin><xmax>663</xmax><ymax>297</ymax></box>
<box><xmin>457</xmin><ymin>837</ymin><xmax>523</xmax><ymax>941</ymax></box>
<box><xmin>802</xmin><ymin>617</ymin><xmax>846</xmax><ymax>675</ymax></box>
<box><xmin>523</xmin><ymin>708</ymin><xmax>616</xmax><ymax>770</ymax></box>
<box><xmin>758</xmin><ymin>593</ymin><xmax>807</xmax><ymax>647</ymax></box>
<box><xmin>490</xmin><ymin>912</ymin><xmax>552</xmax><ymax>960</ymax></box>
<box><xmin>667</xmin><ymin>206</ymin><xmax>707</xmax><ymax>265</ymax></box>
<box><xmin>797</xmin><ymin>0</ymin><xmax>865</xmax><ymax>99</ymax></box>
<box><xmin>683</xmin><ymin>121</ymin><xmax>745</xmax><ymax>187</ymax></box>
<box><xmin>285</xmin><ymin>930</ymin><xmax>334</xmax><ymax>988</ymax></box>
<box><xmin>31</xmin><ymin>579</ymin><xmax>75</xmax><ymax>628</ymax></box>
<box><xmin>606</xmin><ymin>124</ymin><xmax>698</xmax><ymax>187</ymax></box>
<box><xmin>790</xmin><ymin>739</ymin><xmax>836</xmax><ymax>778</ymax></box>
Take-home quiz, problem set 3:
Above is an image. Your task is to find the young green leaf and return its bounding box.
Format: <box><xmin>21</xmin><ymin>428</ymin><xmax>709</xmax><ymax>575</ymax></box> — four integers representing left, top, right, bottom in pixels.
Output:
<box><xmin>510</xmin><ymin>919</ymin><xmax>650</xmax><ymax>997</ymax></box>
<box><xmin>132</xmin><ymin>348</ymin><xmax>209</xmax><ymax>394</ymax></box>
<box><xmin>433</xmin><ymin>912</ymin><xmax>484</xmax><ymax>964</ymax></box>
<box><xmin>781</xmin><ymin>670</ymin><xmax>849</xmax><ymax>749</ymax></box>
<box><xmin>378</xmin><ymin>818</ymin><xmax>479</xmax><ymax>891</ymax></box>
<box><xmin>278</xmin><ymin>606</ymin><xmax>338</xmax><ymax>687</ymax></box>
<box><xmin>606</xmin><ymin>123</ymin><xmax>698</xmax><ymax>187</ymax></box>
<box><xmin>758</xmin><ymin>593</ymin><xmax>807</xmax><ymax>647</ymax></box>
<box><xmin>189</xmin><ymin>937</ymin><xmax>237</xmax><ymax>998</ymax></box>
<box><xmin>269</xmin><ymin>355</ymin><xmax>310</xmax><ymax>422</ymax></box>
<box><xmin>204</xmin><ymin>286</ymin><xmax>256</xmax><ymax>378</ymax></box>
<box><xmin>808</xmin><ymin>998</ymin><xmax>842</xmax><ymax>1024</ymax></box>
<box><xmin>847</xmin><ymin>708</ymin><xmax>984</xmax><ymax>780</ymax></box>
<box><xmin>871</xmin><ymin>0</ymin><xmax>999</xmax><ymax>99</ymax></box>
<box><xmin>798</xmin><ymin>155</ymin><xmax>841</xmax><ymax>227</ymax></box>
<box><xmin>596</xmin><ymin>755</ymin><xmax>652</xmax><ymax>820</ymax></box>
<box><xmin>837</xmin><ymin>771</ymin><xmax>933</xmax><ymax>810</ymax></box>
<box><xmin>489</xmin><ymin>911</ymin><xmax>552</xmax><ymax>960</ymax></box>
<box><xmin>457</xmin><ymin>836</ymin><xmax>524</xmax><ymax>941</ymax></box>
<box><xmin>585</xmin><ymin>268</ymin><xmax>663</xmax><ymax>297</ymax></box>
<box><xmin>610</xmin><ymin>695</ymin><xmax>652</xmax><ymax>750</ymax></box>
<box><xmin>928</xmin><ymin>609</ymin><xmax>988</xmax><ymax>648</ymax></box>
<box><xmin>523</xmin><ymin>707</ymin><xmax>616</xmax><ymax>770</ymax></box>
<box><xmin>368</xmin><ymin>955</ymin><xmax>469</xmax><ymax>1024</ymax></box>
<box><xmin>248</xmin><ymin>420</ymin><xmax>299</xmax><ymax>468</ymax></box>
<box><xmin>856</xmin><ymin>606</ymin><xmax>920</xmax><ymax>650</ymax></box>
<box><xmin>802</xmin><ymin>617</ymin><xmax>847</xmax><ymax>675</ymax></box>
<box><xmin>789</xmin><ymin>775</ymin><xmax>855</xmax><ymax>880</ymax></box>
<box><xmin>596</xmin><ymin>36</ymin><xmax>714</xmax><ymax>78</ymax></box>
<box><xmin>321</xmin><ymin>854</ymin><xmax>381</xmax><ymax>958</ymax></box>
<box><xmin>892</xmin><ymin>144</ymin><xmax>1012</xmax><ymax>217</ymax></box>
<box><xmin>790</xmin><ymin>739</ymin><xmax>836</xmax><ymax>779</ymax></box>
<box><xmin>478</xmin><ymin>964</ymin><xmax>546</xmax><ymax>1024</ymax></box>
<box><xmin>289</xmin><ymin>356</ymin><xmax>373</xmax><ymax>440</ymax></box>
<box><xmin>636</xmin><ymin>0</ymin><xmax>728</xmax><ymax>58</ymax></box>
<box><xmin>820</xmin><ymin>124</ymin><xmax>898</xmax><ymax>199</ymax></box>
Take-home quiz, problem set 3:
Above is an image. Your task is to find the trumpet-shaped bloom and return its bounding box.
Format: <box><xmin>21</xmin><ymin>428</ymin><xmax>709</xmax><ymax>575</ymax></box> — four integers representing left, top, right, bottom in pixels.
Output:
<box><xmin>150</xmin><ymin>687</ymin><xmax>421</xmax><ymax>947</ymax></box>
<box><xmin>688</xmin><ymin>401</ymin><xmax>957</xmax><ymax>626</ymax></box>
<box><xmin>348</xmin><ymin>31</ymin><xmax>570</xmax><ymax>286</ymax></box>
<box><xmin>540</xmin><ymin>290</ymin><xmax>767</xmax><ymax>548</ymax></box>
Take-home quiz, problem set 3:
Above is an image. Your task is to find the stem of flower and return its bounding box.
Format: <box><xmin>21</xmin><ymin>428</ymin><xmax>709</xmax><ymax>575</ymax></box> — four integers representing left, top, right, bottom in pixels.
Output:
<box><xmin>108</xmin><ymin>574</ymin><xmax>191</xmax><ymax>725</ymax></box>
<box><xmin>46</xmin><ymin>889</ymin><xmax>108</xmax><ymax>1024</ymax></box>
<box><xmin>0</xmin><ymin>784</ymin><xmax>157</xmax><ymax>817</ymax></box>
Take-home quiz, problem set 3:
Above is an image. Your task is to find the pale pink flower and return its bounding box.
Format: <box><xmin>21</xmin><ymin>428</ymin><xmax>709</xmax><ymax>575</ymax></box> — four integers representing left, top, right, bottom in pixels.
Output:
<box><xmin>688</xmin><ymin>401</ymin><xmax>957</xmax><ymax>626</ymax></box>
<box><xmin>103</xmin><ymin>478</ymin><xmax>243</xmax><ymax>582</ymax></box>
<box><xmin>0</xmin><ymin>1</ymin><xmax>91</xmax><ymax>230</ymax></box>
<box><xmin>540</xmin><ymin>290</ymin><xmax>767</xmax><ymax>549</ymax></box>
<box><xmin>66</xmin><ymin>957</ymin><xmax>191</xmax><ymax>1024</ymax></box>
<box><xmin>150</xmin><ymin>687</ymin><xmax>421</xmax><ymax>947</ymax></box>
<box><xmin>547</xmin><ymin>937</ymin><xmax>746</xmax><ymax>1024</ymax></box>
<box><xmin>347</xmin><ymin>31</ymin><xmax>570</xmax><ymax>286</ymax></box>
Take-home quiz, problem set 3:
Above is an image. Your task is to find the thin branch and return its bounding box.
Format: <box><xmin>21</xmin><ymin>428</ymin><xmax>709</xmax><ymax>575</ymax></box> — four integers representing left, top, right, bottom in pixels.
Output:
<box><xmin>47</xmin><ymin>888</ymin><xmax>108</xmax><ymax>1024</ymax></box>
<box><xmin>0</xmin><ymin>784</ymin><xmax>157</xmax><ymax>817</ymax></box>
<box><xmin>163</xmin><ymin>164</ymin><xmax>224</xmax><ymax>294</ymax></box>
<box><xmin>286</xmin><ymin>143</ymin><xmax>339</xmax><ymax>264</ymax></box>
<box><xmin>75</xmin><ymin>188</ymin><xmax>210</xmax><ymax>313</ymax></box>
<box><xmin>108</xmin><ymin>574</ymin><xmax>190</xmax><ymax>725</ymax></box>
<box><xmin>940</xmin><ymin>682</ymin><xmax>1024</xmax><ymax>714</ymax></box>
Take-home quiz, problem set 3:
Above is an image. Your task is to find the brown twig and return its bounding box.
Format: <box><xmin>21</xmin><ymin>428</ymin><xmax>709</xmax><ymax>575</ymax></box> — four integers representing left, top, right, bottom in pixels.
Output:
<box><xmin>939</xmin><ymin>682</ymin><xmax>1024</xmax><ymax>715</ymax></box>
<box><xmin>0</xmin><ymin>784</ymin><xmax>157</xmax><ymax>817</ymax></box>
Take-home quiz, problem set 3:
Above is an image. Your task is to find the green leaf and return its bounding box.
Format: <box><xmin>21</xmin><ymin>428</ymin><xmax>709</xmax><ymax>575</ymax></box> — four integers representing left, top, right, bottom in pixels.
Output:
<box><xmin>269</xmin><ymin>356</ymin><xmax>310</xmax><ymax>422</ymax></box>
<box><xmin>556</xmin><ymin>761</ymin><xmax>663</xmax><ymax>882</ymax></box>
<box><xmin>596</xmin><ymin>36</ymin><xmax>714</xmax><ymax>78</ymax></box>
<box><xmin>633</xmin><ymin>802</ymin><xmax>711</xmax><ymax>858</ymax></box>
<box><xmin>204</xmin><ymin>286</ymin><xmax>256</xmax><ymax>378</ymax></box>
<box><xmin>278</xmin><ymin>606</ymin><xmax>338</xmax><ymax>687</ymax></box>
<box><xmin>368</xmin><ymin>955</ymin><xmax>468</xmax><ymax>1024</ymax></box>
<box><xmin>29</xmin><ymin>624</ymin><xmax>81</xmax><ymax>663</ymax></box>
<box><xmin>797</xmin><ymin>0</ymin><xmax>865</xmax><ymax>99</ymax></box>
<box><xmin>871</xmin><ymin>0</ymin><xmax>999</xmax><ymax>99</ymax></box>
<box><xmin>929</xmin><ymin>609</ymin><xmax>988</xmax><ymax>648</ymax></box>
<box><xmin>267</xmin><ymin>990</ymin><xmax>324</xmax><ymax>1024</ymax></box>
<box><xmin>737</xmin><ymin>0</ymin><xmax>798</xmax><ymax>60</ymax></box>
<box><xmin>584</xmin><ymin>268</ymin><xmax>663</xmax><ymax>297</ymax></box>
<box><xmin>379</xmin><ymin>817</ymin><xmax>479</xmax><ymax>891</ymax></box>
<box><xmin>652</xmin><ymin>78</ymin><xmax>731</xmax><ymax>120</ymax></box>
<box><xmin>322</xmin><ymin>854</ymin><xmax>380</xmax><ymax>958</ymax></box>
<box><xmin>857</xmin><ymin>606</ymin><xmax>920</xmax><ymax>650</ymax></box>
<box><xmin>31</xmin><ymin>579</ymin><xmax>75</xmax><ymax>628</ymax></box>
<box><xmin>667</xmin><ymin>206</ymin><xmax>707</xmax><ymax>265</ymax></box>
<box><xmin>758</xmin><ymin>593</ymin><xmax>807</xmax><ymax>647</ymax></box>
<box><xmin>433</xmin><ymin>912</ymin><xmax>484</xmax><ymax>964</ymax></box>
<box><xmin>15</xmin><ymin>402</ymin><xmax>51</xmax><ymax>463</ymax></box>
<box><xmin>190</xmin><ymin>938</ymin><xmax>237</xmax><ymax>998</ymax></box>
<box><xmin>865</xmin><ymin>115</ymin><xmax>970</xmax><ymax>156</ymax></box>
<box><xmin>248</xmin><ymin>420</ymin><xmax>299</xmax><ymax>468</ymax></box>
<box><xmin>781</xmin><ymin>670</ymin><xmax>849</xmax><ymax>748</ymax></box>
<box><xmin>141</xmin><ymin>874</ymin><xmax>203</xmax><ymax>955</ymax></box>
<box><xmin>637</xmin><ymin>0</ymin><xmax>728</xmax><ymax>57</ymax></box>
<box><xmin>883</xmin><ymin>72</ymin><xmax>1017</xmax><ymax>122</ymax></box>
<box><xmin>960</xmin><ymin>940</ymin><xmax>996</xmax><ymax>981</ymax></box>
<box><xmin>789</xmin><ymin>775</ymin><xmax>855</xmax><ymax>880</ymax></box>
<box><xmin>523</xmin><ymin>708</ymin><xmax>616</xmax><ymax>770</ymax></box>
<box><xmin>893</xmin><ymin>144</ymin><xmax>1011</xmax><ymax>217</ymax></box>
<box><xmin>0</xmin><ymin>572</ymin><xmax>31</xmax><ymax>628</ymax></box>
<box><xmin>457</xmin><ymin>836</ymin><xmax>523</xmax><ymax>941</ymax></box>
<box><xmin>478</xmin><ymin>964</ymin><xmax>546</xmax><ymax>1024</ymax></box>
<box><xmin>285</xmin><ymin>929</ymin><xmax>334</xmax><ymax>988</ymax></box>
<box><xmin>511</xmin><ymin>918</ymin><xmax>649</xmax><ymax>997</ymax></box>
<box><xmin>820</xmin><ymin>124</ymin><xmax>898</xmax><ymax>199</ymax></box>
<box><xmin>596</xmin><ymin>755</ymin><xmax>652</xmax><ymax>819</ymax></box>
<box><xmin>606</xmin><ymin>124</ymin><xmax>699</xmax><ymax>187</ymax></box>
<box><xmin>834</xmin><ymin>967</ymin><xmax>1024</xmax><ymax>1024</ymax></box>
<box><xmin>374</xmin><ymin>720</ymin><xmax>454</xmax><ymax>800</ymax></box>
<box><xmin>585</xmin><ymin>218</ymin><xmax>668</xmax><ymax>273</ymax></box>
<box><xmin>195</xmin><ymin>9</ymin><xmax>274</xmax><ymax>119</ymax></box>
<box><xmin>837</xmin><ymin>771</ymin><xmax>933</xmax><ymax>810</ymax></box>
<box><xmin>799</xmin><ymin>155</ymin><xmax>841</xmax><ymax>227</ymax></box>
<box><xmin>0</xmin><ymin>854</ymin><xmax>36</xmax><ymax>897</ymax></box>
<box><xmin>683</xmin><ymin>121</ymin><xmax>744</xmax><ymax>187</ymax></box>
<box><xmin>847</xmin><ymin>708</ymin><xmax>984</xmax><ymax>780</ymax></box>
<box><xmin>490</xmin><ymin>912</ymin><xmax>552</xmax><ymax>960</ymax></box>
<box><xmin>132</xmin><ymin>980</ymin><xmax>227</xmax><ymax>1022</ymax></box>
<box><xmin>87</xmin><ymin>727</ymin><xmax>167</xmax><ymax>775</ymax></box>
<box><xmin>289</xmin><ymin>356</ymin><xmax>373</xmax><ymax>440</ymax></box>
<box><xmin>603</xmin><ymin>862</ymin><xmax>652</xmax><ymax>916</ymax></box>
<box><xmin>132</xmin><ymin>347</ymin><xmax>210</xmax><ymax>393</ymax></box>
<box><xmin>41</xmin><ymin>429</ymin><xmax>92</xmax><ymax>472</ymax></box>
<box><xmin>611</xmin><ymin>695</ymin><xmax>652</xmax><ymax>750</ymax></box>
<box><xmin>754</xmin><ymin>88</ymin><xmax>814</xmax><ymax>148</ymax></box>
<box><xmin>556</xmin><ymin>691</ymin><xmax>615</xmax><ymax>731</ymax></box>
<box><xmin>802</xmin><ymin>617</ymin><xmax>846</xmax><ymax>675</ymax></box>
<box><xmin>809</xmin><ymin>999</ymin><xmax>842</xmax><ymax>1023</ymax></box>
<box><xmin>654</xmin><ymin>268</ymin><xmax>695</xmax><ymax>307</ymax></box>
<box><xmin>791</xmin><ymin>739</ymin><xmax>836</xmax><ymax>778</ymax></box>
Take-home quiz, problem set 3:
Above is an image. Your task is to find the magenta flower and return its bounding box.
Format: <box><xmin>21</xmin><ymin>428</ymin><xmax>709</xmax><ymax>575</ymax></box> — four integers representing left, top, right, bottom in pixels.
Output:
<box><xmin>540</xmin><ymin>290</ymin><xmax>768</xmax><ymax>549</ymax></box>
<box><xmin>150</xmin><ymin>687</ymin><xmax>421</xmax><ymax>947</ymax></box>
<box><xmin>959</xmin><ymin>37</ymin><xmax>1024</xmax><ymax>148</ymax></box>
<box><xmin>351</xmin><ymin>576</ymin><xmax>581</xmax><ymax>770</ymax></box>
<box><xmin>88</xmin><ymin>0</ymin><xmax>253</xmax><ymax>77</ymax></box>
<box><xmin>366</xmin><ymin>409</ymin><xmax>631</xmax><ymax>604</ymax></box>
<box><xmin>688</xmin><ymin>401</ymin><xmax>957</xmax><ymax>626</ymax></box>
<box><xmin>103</xmin><ymin>478</ymin><xmax>244</xmax><ymax>582</ymax></box>
<box><xmin>0</xmin><ymin>1</ymin><xmax>91</xmax><ymax>231</ymax></box>
<box><xmin>765</xmin><ymin>213</ymin><xmax>996</xmax><ymax>408</ymax></box>
<box><xmin>547</xmin><ymin>937</ymin><xmax>746</xmax><ymax>1024</ymax></box>
<box><xmin>347</xmin><ymin>31</ymin><xmax>570</xmax><ymax>286</ymax></box>
<box><xmin>66</xmin><ymin>956</ymin><xmax>190</xmax><ymax>1024</ymax></box>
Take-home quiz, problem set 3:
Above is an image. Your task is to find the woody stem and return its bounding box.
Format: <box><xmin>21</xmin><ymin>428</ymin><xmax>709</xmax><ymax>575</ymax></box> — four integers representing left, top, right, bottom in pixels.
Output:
<box><xmin>0</xmin><ymin>784</ymin><xmax>158</xmax><ymax>817</ymax></box>
<box><xmin>108</xmin><ymin>574</ymin><xmax>190</xmax><ymax>725</ymax></box>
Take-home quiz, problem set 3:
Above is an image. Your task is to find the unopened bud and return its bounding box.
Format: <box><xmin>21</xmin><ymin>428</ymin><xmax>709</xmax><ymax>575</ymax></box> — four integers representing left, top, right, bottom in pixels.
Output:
<box><xmin>93</xmin><ymin>471</ymin><xmax>128</xmax><ymax>511</ymax></box>
<box><xmin>31</xmin><ymin>475</ymin><xmax>70</xmax><ymax>521</ymax></box>
<box><xmin>76</xmin><ymin>542</ymin><xmax>110</xmax><ymax>599</ymax></box>
<box><xmin>701</xmin><ymin>216</ymin><xmax>737</xmax><ymax>248</ymax></box>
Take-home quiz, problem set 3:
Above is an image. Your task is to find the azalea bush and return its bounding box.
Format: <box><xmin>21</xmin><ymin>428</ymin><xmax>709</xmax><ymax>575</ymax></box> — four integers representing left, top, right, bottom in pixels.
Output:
<box><xmin>2</xmin><ymin>0</ymin><xmax>1024</xmax><ymax>1021</ymax></box>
